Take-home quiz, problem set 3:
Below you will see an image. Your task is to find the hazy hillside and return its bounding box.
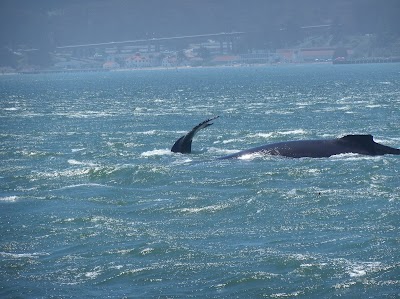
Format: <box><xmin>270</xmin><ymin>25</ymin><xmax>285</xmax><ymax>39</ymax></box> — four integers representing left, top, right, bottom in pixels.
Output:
<box><xmin>1</xmin><ymin>0</ymin><xmax>399</xmax><ymax>49</ymax></box>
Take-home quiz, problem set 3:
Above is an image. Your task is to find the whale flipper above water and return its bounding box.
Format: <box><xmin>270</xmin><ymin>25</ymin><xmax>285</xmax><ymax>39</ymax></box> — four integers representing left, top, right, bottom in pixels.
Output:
<box><xmin>171</xmin><ymin>116</ymin><xmax>219</xmax><ymax>153</ymax></box>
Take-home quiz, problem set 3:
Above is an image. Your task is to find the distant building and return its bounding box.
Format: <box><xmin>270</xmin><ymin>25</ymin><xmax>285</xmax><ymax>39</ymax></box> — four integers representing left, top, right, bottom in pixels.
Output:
<box><xmin>276</xmin><ymin>49</ymin><xmax>301</xmax><ymax>63</ymax></box>
<box><xmin>300</xmin><ymin>48</ymin><xmax>335</xmax><ymax>62</ymax></box>
<box><xmin>125</xmin><ymin>53</ymin><xmax>157</xmax><ymax>68</ymax></box>
<box><xmin>54</xmin><ymin>60</ymin><xmax>87</xmax><ymax>69</ymax></box>
<box><xmin>276</xmin><ymin>47</ymin><xmax>353</xmax><ymax>63</ymax></box>
<box><xmin>239</xmin><ymin>53</ymin><xmax>272</xmax><ymax>64</ymax></box>
<box><xmin>211</xmin><ymin>55</ymin><xmax>239</xmax><ymax>65</ymax></box>
<box><xmin>161</xmin><ymin>55</ymin><xmax>178</xmax><ymax>68</ymax></box>
<box><xmin>103</xmin><ymin>61</ymin><xmax>120</xmax><ymax>69</ymax></box>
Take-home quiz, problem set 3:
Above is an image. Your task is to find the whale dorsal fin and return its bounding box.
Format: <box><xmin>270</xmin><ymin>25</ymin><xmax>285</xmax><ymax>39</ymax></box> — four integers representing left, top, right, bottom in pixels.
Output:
<box><xmin>340</xmin><ymin>134</ymin><xmax>374</xmax><ymax>144</ymax></box>
<box><xmin>339</xmin><ymin>134</ymin><xmax>375</xmax><ymax>152</ymax></box>
<box><xmin>171</xmin><ymin>116</ymin><xmax>219</xmax><ymax>153</ymax></box>
<box><xmin>339</xmin><ymin>134</ymin><xmax>400</xmax><ymax>155</ymax></box>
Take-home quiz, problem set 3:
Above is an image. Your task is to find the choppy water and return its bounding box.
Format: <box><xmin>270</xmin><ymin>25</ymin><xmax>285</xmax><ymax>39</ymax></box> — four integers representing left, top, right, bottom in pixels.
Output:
<box><xmin>1</xmin><ymin>64</ymin><xmax>400</xmax><ymax>298</ymax></box>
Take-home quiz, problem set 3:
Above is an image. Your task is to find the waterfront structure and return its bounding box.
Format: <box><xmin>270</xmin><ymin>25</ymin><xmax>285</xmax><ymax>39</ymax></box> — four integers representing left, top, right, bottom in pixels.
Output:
<box><xmin>161</xmin><ymin>55</ymin><xmax>178</xmax><ymax>68</ymax></box>
<box><xmin>125</xmin><ymin>53</ymin><xmax>158</xmax><ymax>68</ymax></box>
<box><xmin>276</xmin><ymin>47</ymin><xmax>353</xmax><ymax>63</ymax></box>
<box><xmin>102</xmin><ymin>61</ymin><xmax>120</xmax><ymax>69</ymax></box>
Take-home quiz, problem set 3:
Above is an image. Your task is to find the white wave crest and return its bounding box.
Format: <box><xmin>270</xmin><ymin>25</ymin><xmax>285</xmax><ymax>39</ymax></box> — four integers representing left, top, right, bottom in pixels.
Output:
<box><xmin>67</xmin><ymin>159</ymin><xmax>98</xmax><ymax>167</ymax></box>
<box><xmin>207</xmin><ymin>147</ymin><xmax>238</xmax><ymax>155</ymax></box>
<box><xmin>238</xmin><ymin>154</ymin><xmax>259</xmax><ymax>161</ymax></box>
<box><xmin>221</xmin><ymin>138</ymin><xmax>243</xmax><ymax>144</ymax></box>
<box><xmin>54</xmin><ymin>183</ymin><xmax>110</xmax><ymax>191</ymax></box>
<box><xmin>248</xmin><ymin>130</ymin><xmax>307</xmax><ymax>140</ymax></box>
<box><xmin>347</xmin><ymin>261</ymin><xmax>382</xmax><ymax>278</ymax></box>
<box><xmin>277</xmin><ymin>129</ymin><xmax>307</xmax><ymax>135</ymax></box>
<box><xmin>0</xmin><ymin>196</ymin><xmax>18</xmax><ymax>202</ymax></box>
<box><xmin>0</xmin><ymin>251</ymin><xmax>49</xmax><ymax>258</ymax></box>
<box><xmin>141</xmin><ymin>149</ymin><xmax>171</xmax><ymax>157</ymax></box>
<box><xmin>249</xmin><ymin>132</ymin><xmax>274</xmax><ymax>138</ymax></box>
<box><xmin>71</xmin><ymin>148</ymin><xmax>86</xmax><ymax>153</ymax></box>
<box><xmin>172</xmin><ymin>158</ymin><xmax>193</xmax><ymax>165</ymax></box>
<box><xmin>180</xmin><ymin>204</ymin><xmax>229</xmax><ymax>214</ymax></box>
<box><xmin>330</xmin><ymin>153</ymin><xmax>382</xmax><ymax>161</ymax></box>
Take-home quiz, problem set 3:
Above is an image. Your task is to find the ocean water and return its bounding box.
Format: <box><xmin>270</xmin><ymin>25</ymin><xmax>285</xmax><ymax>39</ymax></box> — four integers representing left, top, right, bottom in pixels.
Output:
<box><xmin>1</xmin><ymin>64</ymin><xmax>399</xmax><ymax>298</ymax></box>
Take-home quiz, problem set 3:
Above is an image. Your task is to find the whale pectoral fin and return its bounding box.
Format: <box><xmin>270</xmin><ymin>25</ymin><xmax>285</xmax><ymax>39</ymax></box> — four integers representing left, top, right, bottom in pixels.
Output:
<box><xmin>171</xmin><ymin>116</ymin><xmax>219</xmax><ymax>154</ymax></box>
<box><xmin>171</xmin><ymin>135</ymin><xmax>186</xmax><ymax>153</ymax></box>
<box><xmin>189</xmin><ymin>116</ymin><xmax>219</xmax><ymax>137</ymax></box>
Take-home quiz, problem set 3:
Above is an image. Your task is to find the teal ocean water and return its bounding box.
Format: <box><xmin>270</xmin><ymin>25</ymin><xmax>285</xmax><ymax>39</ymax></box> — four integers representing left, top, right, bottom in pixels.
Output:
<box><xmin>1</xmin><ymin>64</ymin><xmax>399</xmax><ymax>298</ymax></box>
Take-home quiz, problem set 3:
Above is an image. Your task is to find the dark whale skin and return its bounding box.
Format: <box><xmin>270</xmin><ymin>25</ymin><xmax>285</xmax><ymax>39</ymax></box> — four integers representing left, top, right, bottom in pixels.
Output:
<box><xmin>218</xmin><ymin>135</ymin><xmax>400</xmax><ymax>159</ymax></box>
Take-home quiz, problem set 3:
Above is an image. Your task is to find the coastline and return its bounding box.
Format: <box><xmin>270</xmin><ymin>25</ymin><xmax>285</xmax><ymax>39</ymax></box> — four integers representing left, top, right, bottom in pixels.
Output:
<box><xmin>2</xmin><ymin>59</ymin><xmax>399</xmax><ymax>76</ymax></box>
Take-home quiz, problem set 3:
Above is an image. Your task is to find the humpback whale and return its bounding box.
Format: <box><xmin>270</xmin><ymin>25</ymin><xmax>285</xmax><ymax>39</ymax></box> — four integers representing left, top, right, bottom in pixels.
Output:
<box><xmin>171</xmin><ymin>116</ymin><xmax>219</xmax><ymax>153</ymax></box>
<box><xmin>171</xmin><ymin>117</ymin><xmax>400</xmax><ymax>158</ymax></box>
<box><xmin>219</xmin><ymin>134</ymin><xmax>400</xmax><ymax>159</ymax></box>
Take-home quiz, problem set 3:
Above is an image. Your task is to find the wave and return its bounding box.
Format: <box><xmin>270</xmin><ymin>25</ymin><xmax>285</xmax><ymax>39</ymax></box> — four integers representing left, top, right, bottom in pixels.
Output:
<box><xmin>277</xmin><ymin>129</ymin><xmax>308</xmax><ymax>136</ymax></box>
<box><xmin>71</xmin><ymin>148</ymin><xmax>86</xmax><ymax>153</ymax></box>
<box><xmin>0</xmin><ymin>251</ymin><xmax>49</xmax><ymax>259</ymax></box>
<box><xmin>329</xmin><ymin>153</ymin><xmax>383</xmax><ymax>161</ymax></box>
<box><xmin>373</xmin><ymin>136</ymin><xmax>400</xmax><ymax>146</ymax></box>
<box><xmin>207</xmin><ymin>147</ymin><xmax>239</xmax><ymax>155</ymax></box>
<box><xmin>248</xmin><ymin>129</ymin><xmax>307</xmax><ymax>139</ymax></box>
<box><xmin>3</xmin><ymin>107</ymin><xmax>20</xmax><ymax>111</ymax></box>
<box><xmin>179</xmin><ymin>203</ymin><xmax>229</xmax><ymax>214</ymax></box>
<box><xmin>171</xmin><ymin>158</ymin><xmax>193</xmax><ymax>165</ymax></box>
<box><xmin>0</xmin><ymin>196</ymin><xmax>18</xmax><ymax>202</ymax></box>
<box><xmin>237</xmin><ymin>153</ymin><xmax>266</xmax><ymax>161</ymax></box>
<box><xmin>32</xmin><ymin>163</ymin><xmax>171</xmax><ymax>185</ymax></box>
<box><xmin>19</xmin><ymin>150</ymin><xmax>54</xmax><ymax>158</ymax></box>
<box><xmin>141</xmin><ymin>149</ymin><xmax>172</xmax><ymax>157</ymax></box>
<box><xmin>248</xmin><ymin>133</ymin><xmax>274</xmax><ymax>138</ymax></box>
<box><xmin>341</xmin><ymin>260</ymin><xmax>384</xmax><ymax>278</ymax></box>
<box><xmin>54</xmin><ymin>111</ymin><xmax>114</xmax><ymax>118</ymax></box>
<box><xmin>34</xmin><ymin>168</ymin><xmax>92</xmax><ymax>179</ymax></box>
<box><xmin>68</xmin><ymin>159</ymin><xmax>98</xmax><ymax>167</ymax></box>
<box><xmin>53</xmin><ymin>183</ymin><xmax>112</xmax><ymax>191</ymax></box>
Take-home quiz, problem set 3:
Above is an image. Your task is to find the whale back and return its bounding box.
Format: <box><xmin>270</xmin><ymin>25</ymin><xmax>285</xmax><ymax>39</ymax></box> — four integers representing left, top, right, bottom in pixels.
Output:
<box><xmin>170</xmin><ymin>117</ymin><xmax>400</xmax><ymax>157</ymax></box>
<box><xmin>220</xmin><ymin>134</ymin><xmax>400</xmax><ymax>159</ymax></box>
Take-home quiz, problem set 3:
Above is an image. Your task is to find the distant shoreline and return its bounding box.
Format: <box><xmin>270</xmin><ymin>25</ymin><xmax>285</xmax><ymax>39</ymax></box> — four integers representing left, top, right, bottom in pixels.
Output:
<box><xmin>1</xmin><ymin>59</ymin><xmax>399</xmax><ymax>76</ymax></box>
<box><xmin>333</xmin><ymin>57</ymin><xmax>400</xmax><ymax>64</ymax></box>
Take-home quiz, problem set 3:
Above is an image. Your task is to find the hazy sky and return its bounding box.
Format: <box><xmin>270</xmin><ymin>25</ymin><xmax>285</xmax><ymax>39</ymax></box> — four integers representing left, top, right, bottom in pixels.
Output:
<box><xmin>1</xmin><ymin>0</ymin><xmax>399</xmax><ymax>48</ymax></box>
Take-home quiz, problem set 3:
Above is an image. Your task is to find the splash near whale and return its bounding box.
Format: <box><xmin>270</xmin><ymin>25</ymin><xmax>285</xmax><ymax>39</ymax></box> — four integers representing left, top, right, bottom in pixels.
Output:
<box><xmin>171</xmin><ymin>117</ymin><xmax>400</xmax><ymax>158</ymax></box>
